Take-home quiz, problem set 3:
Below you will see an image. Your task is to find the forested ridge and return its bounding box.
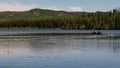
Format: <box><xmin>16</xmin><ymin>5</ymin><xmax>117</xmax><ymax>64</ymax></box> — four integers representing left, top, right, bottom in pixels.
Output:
<box><xmin>0</xmin><ymin>8</ymin><xmax>120</xmax><ymax>29</ymax></box>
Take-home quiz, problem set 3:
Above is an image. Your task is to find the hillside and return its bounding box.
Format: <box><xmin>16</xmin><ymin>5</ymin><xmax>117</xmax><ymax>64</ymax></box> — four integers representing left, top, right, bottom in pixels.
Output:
<box><xmin>0</xmin><ymin>8</ymin><xmax>119</xmax><ymax>29</ymax></box>
<box><xmin>0</xmin><ymin>8</ymin><xmax>83</xmax><ymax>20</ymax></box>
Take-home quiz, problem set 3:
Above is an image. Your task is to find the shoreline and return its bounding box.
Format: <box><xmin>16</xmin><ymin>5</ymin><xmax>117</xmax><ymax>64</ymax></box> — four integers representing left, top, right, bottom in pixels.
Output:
<box><xmin>0</xmin><ymin>28</ymin><xmax>119</xmax><ymax>30</ymax></box>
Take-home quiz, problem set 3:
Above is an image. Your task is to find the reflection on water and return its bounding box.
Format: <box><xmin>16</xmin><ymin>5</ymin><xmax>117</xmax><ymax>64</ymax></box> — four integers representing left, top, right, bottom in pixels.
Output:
<box><xmin>0</xmin><ymin>33</ymin><xmax>120</xmax><ymax>68</ymax></box>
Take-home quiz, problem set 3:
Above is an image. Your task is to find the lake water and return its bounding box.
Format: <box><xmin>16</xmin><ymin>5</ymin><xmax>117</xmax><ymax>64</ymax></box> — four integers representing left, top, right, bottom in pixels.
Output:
<box><xmin>0</xmin><ymin>30</ymin><xmax>120</xmax><ymax>68</ymax></box>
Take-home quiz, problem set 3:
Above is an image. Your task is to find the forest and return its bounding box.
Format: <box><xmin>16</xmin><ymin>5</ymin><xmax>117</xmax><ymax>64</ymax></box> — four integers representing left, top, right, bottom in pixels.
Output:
<box><xmin>0</xmin><ymin>8</ymin><xmax>120</xmax><ymax>29</ymax></box>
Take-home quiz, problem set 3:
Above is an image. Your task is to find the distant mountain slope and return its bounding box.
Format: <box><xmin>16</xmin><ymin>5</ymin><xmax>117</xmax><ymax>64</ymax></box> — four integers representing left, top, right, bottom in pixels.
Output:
<box><xmin>0</xmin><ymin>8</ymin><xmax>119</xmax><ymax>29</ymax></box>
<box><xmin>0</xmin><ymin>8</ymin><xmax>84</xmax><ymax>21</ymax></box>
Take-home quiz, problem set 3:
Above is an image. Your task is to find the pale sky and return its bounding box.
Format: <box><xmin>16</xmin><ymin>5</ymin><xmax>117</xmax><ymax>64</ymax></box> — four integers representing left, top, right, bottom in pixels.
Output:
<box><xmin>0</xmin><ymin>0</ymin><xmax>119</xmax><ymax>12</ymax></box>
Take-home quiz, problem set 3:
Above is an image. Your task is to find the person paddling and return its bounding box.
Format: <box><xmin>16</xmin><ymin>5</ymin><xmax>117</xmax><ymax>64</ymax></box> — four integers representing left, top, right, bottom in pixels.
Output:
<box><xmin>92</xmin><ymin>29</ymin><xmax>97</xmax><ymax>34</ymax></box>
<box><xmin>97</xmin><ymin>30</ymin><xmax>102</xmax><ymax>35</ymax></box>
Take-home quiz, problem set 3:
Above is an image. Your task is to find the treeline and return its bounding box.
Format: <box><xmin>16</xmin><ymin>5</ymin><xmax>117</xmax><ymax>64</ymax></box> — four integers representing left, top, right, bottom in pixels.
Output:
<box><xmin>0</xmin><ymin>9</ymin><xmax>120</xmax><ymax>29</ymax></box>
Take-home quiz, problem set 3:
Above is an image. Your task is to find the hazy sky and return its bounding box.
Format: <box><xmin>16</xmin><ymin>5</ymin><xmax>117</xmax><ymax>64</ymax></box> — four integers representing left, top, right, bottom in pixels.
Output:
<box><xmin>0</xmin><ymin>0</ymin><xmax>119</xmax><ymax>12</ymax></box>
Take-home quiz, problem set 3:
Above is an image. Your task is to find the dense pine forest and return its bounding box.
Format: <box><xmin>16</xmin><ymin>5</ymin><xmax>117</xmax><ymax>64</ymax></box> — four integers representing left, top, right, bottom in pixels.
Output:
<box><xmin>0</xmin><ymin>8</ymin><xmax>120</xmax><ymax>29</ymax></box>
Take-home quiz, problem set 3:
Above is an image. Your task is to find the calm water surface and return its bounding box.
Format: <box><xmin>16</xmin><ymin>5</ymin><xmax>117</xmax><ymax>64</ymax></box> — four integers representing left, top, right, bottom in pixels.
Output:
<box><xmin>0</xmin><ymin>30</ymin><xmax>120</xmax><ymax>68</ymax></box>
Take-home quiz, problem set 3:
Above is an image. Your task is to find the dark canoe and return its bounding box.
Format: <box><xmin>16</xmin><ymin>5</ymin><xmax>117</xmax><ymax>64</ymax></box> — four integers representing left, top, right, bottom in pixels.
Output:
<box><xmin>92</xmin><ymin>32</ymin><xmax>102</xmax><ymax>35</ymax></box>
